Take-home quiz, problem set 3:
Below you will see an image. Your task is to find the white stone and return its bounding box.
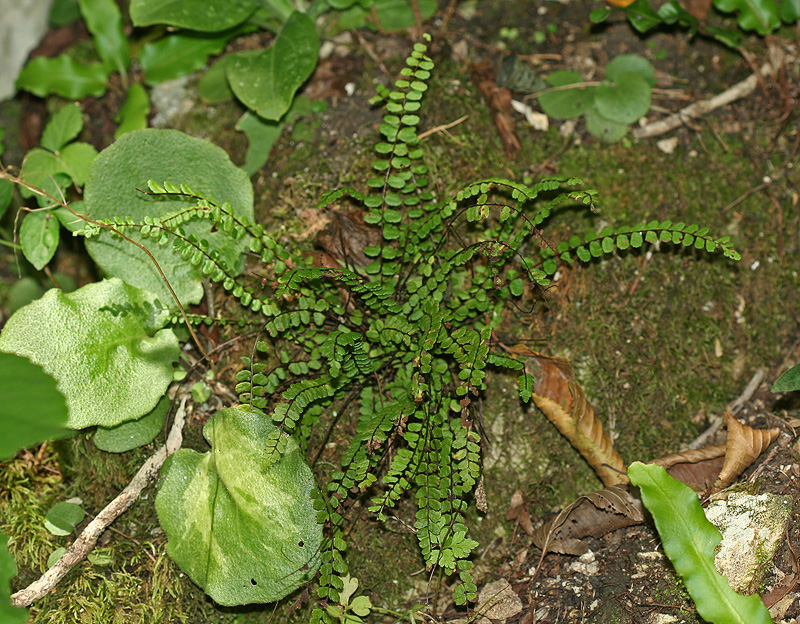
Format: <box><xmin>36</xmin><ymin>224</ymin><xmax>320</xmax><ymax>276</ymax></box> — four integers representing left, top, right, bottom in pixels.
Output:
<box><xmin>705</xmin><ymin>492</ymin><xmax>791</xmax><ymax>594</ymax></box>
<box><xmin>0</xmin><ymin>0</ymin><xmax>53</xmax><ymax>101</ymax></box>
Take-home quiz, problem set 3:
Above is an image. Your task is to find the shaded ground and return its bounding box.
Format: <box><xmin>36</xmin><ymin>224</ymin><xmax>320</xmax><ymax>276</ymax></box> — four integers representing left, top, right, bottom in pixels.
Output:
<box><xmin>1</xmin><ymin>2</ymin><xmax>799</xmax><ymax>623</ymax></box>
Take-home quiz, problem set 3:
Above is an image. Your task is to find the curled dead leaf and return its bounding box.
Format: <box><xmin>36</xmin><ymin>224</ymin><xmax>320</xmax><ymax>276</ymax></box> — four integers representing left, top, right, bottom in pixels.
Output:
<box><xmin>653</xmin><ymin>444</ymin><xmax>727</xmax><ymax>493</ymax></box>
<box><xmin>713</xmin><ymin>411</ymin><xmax>779</xmax><ymax>491</ymax></box>
<box><xmin>524</xmin><ymin>352</ymin><xmax>627</xmax><ymax>486</ymax></box>
<box><xmin>532</xmin><ymin>484</ymin><xmax>644</xmax><ymax>555</ymax></box>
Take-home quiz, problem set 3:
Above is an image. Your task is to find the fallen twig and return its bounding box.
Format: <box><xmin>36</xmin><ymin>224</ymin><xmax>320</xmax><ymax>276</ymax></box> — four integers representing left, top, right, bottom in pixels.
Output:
<box><xmin>633</xmin><ymin>55</ymin><xmax>792</xmax><ymax>139</ymax></box>
<box><xmin>10</xmin><ymin>397</ymin><xmax>188</xmax><ymax>608</ymax></box>
<box><xmin>417</xmin><ymin>114</ymin><xmax>468</xmax><ymax>140</ymax></box>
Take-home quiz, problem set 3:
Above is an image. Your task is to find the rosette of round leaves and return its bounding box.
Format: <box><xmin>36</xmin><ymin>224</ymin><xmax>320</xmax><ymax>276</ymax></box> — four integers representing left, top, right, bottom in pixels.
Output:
<box><xmin>0</xmin><ymin>278</ymin><xmax>179</xmax><ymax>429</ymax></box>
<box><xmin>83</xmin><ymin>129</ymin><xmax>254</xmax><ymax>308</ymax></box>
<box><xmin>156</xmin><ymin>405</ymin><xmax>322</xmax><ymax>606</ymax></box>
<box><xmin>537</xmin><ymin>54</ymin><xmax>655</xmax><ymax>143</ymax></box>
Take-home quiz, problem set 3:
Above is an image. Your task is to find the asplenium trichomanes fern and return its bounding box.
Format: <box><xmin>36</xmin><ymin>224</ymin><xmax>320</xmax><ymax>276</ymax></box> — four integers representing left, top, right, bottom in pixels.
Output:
<box><xmin>78</xmin><ymin>35</ymin><xmax>739</xmax><ymax>617</ymax></box>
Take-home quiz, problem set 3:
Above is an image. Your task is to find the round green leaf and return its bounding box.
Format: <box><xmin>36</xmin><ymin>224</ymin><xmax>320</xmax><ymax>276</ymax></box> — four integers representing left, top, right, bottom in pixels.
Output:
<box><xmin>83</xmin><ymin>129</ymin><xmax>254</xmax><ymax>307</ymax></box>
<box><xmin>94</xmin><ymin>393</ymin><xmax>169</xmax><ymax>452</ymax></box>
<box><xmin>44</xmin><ymin>502</ymin><xmax>85</xmax><ymax>536</ymax></box>
<box><xmin>226</xmin><ymin>12</ymin><xmax>319</xmax><ymax>121</ymax></box>
<box><xmin>46</xmin><ymin>547</ymin><xmax>67</xmax><ymax>569</ymax></box>
<box><xmin>594</xmin><ymin>73</ymin><xmax>651</xmax><ymax>124</ymax></box>
<box><xmin>584</xmin><ymin>107</ymin><xmax>629</xmax><ymax>143</ymax></box>
<box><xmin>20</xmin><ymin>211</ymin><xmax>60</xmax><ymax>270</ymax></box>
<box><xmin>0</xmin><ymin>353</ymin><xmax>67</xmax><ymax>459</ymax></box>
<box><xmin>129</xmin><ymin>0</ymin><xmax>256</xmax><ymax>31</ymax></box>
<box><xmin>605</xmin><ymin>54</ymin><xmax>656</xmax><ymax>87</ymax></box>
<box><xmin>156</xmin><ymin>405</ymin><xmax>322</xmax><ymax>606</ymax></box>
<box><xmin>0</xmin><ymin>278</ymin><xmax>179</xmax><ymax>429</ymax></box>
<box><xmin>538</xmin><ymin>71</ymin><xmax>596</xmax><ymax>120</ymax></box>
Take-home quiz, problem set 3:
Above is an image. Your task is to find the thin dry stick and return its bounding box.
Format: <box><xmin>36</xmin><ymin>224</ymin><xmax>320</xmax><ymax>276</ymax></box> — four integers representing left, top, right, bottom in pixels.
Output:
<box><xmin>10</xmin><ymin>397</ymin><xmax>188</xmax><ymax>608</ymax></box>
<box><xmin>633</xmin><ymin>58</ymin><xmax>790</xmax><ymax>139</ymax></box>
<box><xmin>417</xmin><ymin>114</ymin><xmax>469</xmax><ymax>140</ymax></box>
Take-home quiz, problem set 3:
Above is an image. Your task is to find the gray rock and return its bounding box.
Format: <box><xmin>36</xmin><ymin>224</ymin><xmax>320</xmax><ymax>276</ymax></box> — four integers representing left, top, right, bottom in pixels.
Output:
<box><xmin>705</xmin><ymin>491</ymin><xmax>792</xmax><ymax>594</ymax></box>
<box><xmin>0</xmin><ymin>0</ymin><xmax>53</xmax><ymax>101</ymax></box>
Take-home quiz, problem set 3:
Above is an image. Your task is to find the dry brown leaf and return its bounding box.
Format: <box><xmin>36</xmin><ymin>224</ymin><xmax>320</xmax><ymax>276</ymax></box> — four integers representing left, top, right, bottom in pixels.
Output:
<box><xmin>714</xmin><ymin>412</ymin><xmax>779</xmax><ymax>491</ymax></box>
<box><xmin>506</xmin><ymin>489</ymin><xmax>534</xmax><ymax>536</ymax></box>
<box><xmin>652</xmin><ymin>444</ymin><xmax>727</xmax><ymax>493</ymax></box>
<box><xmin>523</xmin><ymin>352</ymin><xmax>627</xmax><ymax>486</ymax></box>
<box><xmin>315</xmin><ymin>209</ymin><xmax>382</xmax><ymax>268</ymax></box>
<box><xmin>532</xmin><ymin>485</ymin><xmax>644</xmax><ymax>555</ymax></box>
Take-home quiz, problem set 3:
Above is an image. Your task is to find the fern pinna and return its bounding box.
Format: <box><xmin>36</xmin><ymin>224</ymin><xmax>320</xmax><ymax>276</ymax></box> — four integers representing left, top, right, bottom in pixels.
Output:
<box><xmin>78</xmin><ymin>35</ymin><xmax>739</xmax><ymax>618</ymax></box>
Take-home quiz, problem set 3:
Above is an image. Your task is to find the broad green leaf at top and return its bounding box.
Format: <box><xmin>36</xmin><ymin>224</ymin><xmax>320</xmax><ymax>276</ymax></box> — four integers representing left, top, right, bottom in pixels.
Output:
<box><xmin>0</xmin><ymin>353</ymin><xmax>68</xmax><ymax>459</ymax></box>
<box><xmin>83</xmin><ymin>129</ymin><xmax>254</xmax><ymax>307</ymax></box>
<box><xmin>226</xmin><ymin>11</ymin><xmax>319</xmax><ymax>121</ymax></box>
<box><xmin>713</xmin><ymin>0</ymin><xmax>780</xmax><ymax>33</ymax></box>
<box><xmin>0</xmin><ymin>278</ymin><xmax>179</xmax><ymax>429</ymax></box>
<box><xmin>79</xmin><ymin>0</ymin><xmax>130</xmax><ymax>76</ymax></box>
<box><xmin>628</xmin><ymin>462</ymin><xmax>773</xmax><ymax>624</ymax></box>
<box><xmin>156</xmin><ymin>405</ymin><xmax>323</xmax><ymax>606</ymax></box>
<box><xmin>15</xmin><ymin>55</ymin><xmax>110</xmax><ymax>99</ymax></box>
<box><xmin>130</xmin><ymin>0</ymin><xmax>257</xmax><ymax>31</ymax></box>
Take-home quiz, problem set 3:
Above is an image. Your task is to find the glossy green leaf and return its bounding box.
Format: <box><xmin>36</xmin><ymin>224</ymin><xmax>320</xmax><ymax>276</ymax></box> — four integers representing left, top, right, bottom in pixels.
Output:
<box><xmin>83</xmin><ymin>129</ymin><xmax>254</xmax><ymax>307</ymax></box>
<box><xmin>624</xmin><ymin>0</ymin><xmax>663</xmax><ymax>32</ymax></box>
<box><xmin>780</xmin><ymin>0</ymin><xmax>800</xmax><ymax>21</ymax></box>
<box><xmin>0</xmin><ymin>278</ymin><xmax>179</xmax><ymax>429</ymax></box>
<box><xmin>594</xmin><ymin>73</ymin><xmax>652</xmax><ymax>124</ymax></box>
<box><xmin>130</xmin><ymin>0</ymin><xmax>256</xmax><ymax>31</ymax></box>
<box><xmin>79</xmin><ymin>0</ymin><xmax>130</xmax><ymax>75</ymax></box>
<box><xmin>47</xmin><ymin>547</ymin><xmax>67</xmax><ymax>569</ymax></box>
<box><xmin>156</xmin><ymin>405</ymin><xmax>322</xmax><ymax>606</ymax></box>
<box><xmin>772</xmin><ymin>362</ymin><xmax>800</xmax><ymax>392</ymax></box>
<box><xmin>538</xmin><ymin>71</ymin><xmax>595</xmax><ymax>120</ymax></box>
<box><xmin>226</xmin><ymin>12</ymin><xmax>319</xmax><ymax>121</ymax></box>
<box><xmin>628</xmin><ymin>462</ymin><xmax>773</xmax><ymax>624</ymax></box>
<box><xmin>16</xmin><ymin>55</ymin><xmax>109</xmax><ymax>99</ymax></box>
<box><xmin>713</xmin><ymin>0</ymin><xmax>780</xmax><ymax>33</ymax></box>
<box><xmin>0</xmin><ymin>353</ymin><xmax>67</xmax><ymax>458</ymax></box>
<box><xmin>115</xmin><ymin>84</ymin><xmax>150</xmax><ymax>138</ymax></box>
<box><xmin>44</xmin><ymin>502</ymin><xmax>85</xmax><ymax>536</ymax></box>
<box><xmin>584</xmin><ymin>107</ymin><xmax>629</xmax><ymax>143</ymax></box>
<box><xmin>139</xmin><ymin>31</ymin><xmax>233</xmax><ymax>85</ymax></box>
<box><xmin>41</xmin><ymin>103</ymin><xmax>83</xmax><ymax>152</ymax></box>
<box><xmin>20</xmin><ymin>211</ymin><xmax>60</xmax><ymax>270</ymax></box>
<box><xmin>0</xmin><ymin>534</ymin><xmax>28</xmax><ymax>623</ymax></box>
<box><xmin>94</xmin><ymin>393</ymin><xmax>169</xmax><ymax>452</ymax></box>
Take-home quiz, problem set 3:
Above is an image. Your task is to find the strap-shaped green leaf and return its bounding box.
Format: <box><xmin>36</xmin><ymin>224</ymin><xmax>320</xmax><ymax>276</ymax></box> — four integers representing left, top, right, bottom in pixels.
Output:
<box><xmin>628</xmin><ymin>462</ymin><xmax>773</xmax><ymax>624</ymax></box>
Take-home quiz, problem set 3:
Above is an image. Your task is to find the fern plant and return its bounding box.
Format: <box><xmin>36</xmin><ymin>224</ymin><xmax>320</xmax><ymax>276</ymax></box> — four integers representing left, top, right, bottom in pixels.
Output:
<box><xmin>42</xmin><ymin>34</ymin><xmax>742</xmax><ymax>619</ymax></box>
